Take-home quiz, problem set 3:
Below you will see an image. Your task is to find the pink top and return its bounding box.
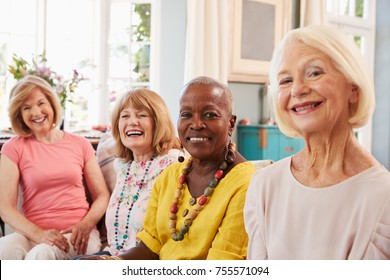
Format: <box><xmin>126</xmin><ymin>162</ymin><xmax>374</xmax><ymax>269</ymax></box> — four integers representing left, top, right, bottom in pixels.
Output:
<box><xmin>1</xmin><ymin>132</ymin><xmax>95</xmax><ymax>230</ymax></box>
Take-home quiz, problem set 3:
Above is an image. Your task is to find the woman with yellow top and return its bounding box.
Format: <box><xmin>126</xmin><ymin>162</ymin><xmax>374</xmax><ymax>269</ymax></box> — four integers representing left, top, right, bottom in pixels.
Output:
<box><xmin>80</xmin><ymin>76</ymin><xmax>256</xmax><ymax>260</ymax></box>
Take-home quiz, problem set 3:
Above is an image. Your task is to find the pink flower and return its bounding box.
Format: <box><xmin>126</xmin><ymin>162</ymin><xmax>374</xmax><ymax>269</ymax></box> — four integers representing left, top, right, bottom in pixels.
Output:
<box><xmin>73</xmin><ymin>69</ymin><xmax>79</xmax><ymax>79</ymax></box>
<box><xmin>56</xmin><ymin>74</ymin><xmax>64</xmax><ymax>83</ymax></box>
<box><xmin>36</xmin><ymin>66</ymin><xmax>52</xmax><ymax>78</ymax></box>
<box><xmin>109</xmin><ymin>90</ymin><xmax>118</xmax><ymax>102</ymax></box>
<box><xmin>56</xmin><ymin>85</ymin><xmax>65</xmax><ymax>94</ymax></box>
<box><xmin>8</xmin><ymin>51</ymin><xmax>85</xmax><ymax>110</ymax></box>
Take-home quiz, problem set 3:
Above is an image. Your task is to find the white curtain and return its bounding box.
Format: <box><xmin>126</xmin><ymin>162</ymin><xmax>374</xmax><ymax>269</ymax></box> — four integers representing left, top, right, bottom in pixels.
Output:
<box><xmin>184</xmin><ymin>0</ymin><xmax>229</xmax><ymax>84</ymax></box>
<box><xmin>300</xmin><ymin>0</ymin><xmax>327</xmax><ymax>26</ymax></box>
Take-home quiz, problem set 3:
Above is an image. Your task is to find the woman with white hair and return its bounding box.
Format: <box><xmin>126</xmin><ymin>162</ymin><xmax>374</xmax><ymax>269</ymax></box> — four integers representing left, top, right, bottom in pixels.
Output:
<box><xmin>244</xmin><ymin>25</ymin><xmax>390</xmax><ymax>259</ymax></box>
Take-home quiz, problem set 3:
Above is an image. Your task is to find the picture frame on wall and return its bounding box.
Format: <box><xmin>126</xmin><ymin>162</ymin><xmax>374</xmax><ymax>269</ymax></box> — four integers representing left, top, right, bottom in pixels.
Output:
<box><xmin>228</xmin><ymin>0</ymin><xmax>291</xmax><ymax>83</ymax></box>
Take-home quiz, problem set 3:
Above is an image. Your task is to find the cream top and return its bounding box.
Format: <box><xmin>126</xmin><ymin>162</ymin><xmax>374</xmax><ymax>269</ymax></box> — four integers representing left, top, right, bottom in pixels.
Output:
<box><xmin>244</xmin><ymin>157</ymin><xmax>390</xmax><ymax>259</ymax></box>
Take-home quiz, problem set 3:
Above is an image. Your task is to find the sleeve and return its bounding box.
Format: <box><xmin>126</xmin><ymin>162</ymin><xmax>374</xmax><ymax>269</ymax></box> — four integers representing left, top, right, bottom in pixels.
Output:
<box><xmin>207</xmin><ymin>185</ymin><xmax>249</xmax><ymax>260</ymax></box>
<box><xmin>1</xmin><ymin>137</ymin><xmax>21</xmax><ymax>164</ymax></box>
<box><xmin>363</xmin><ymin>198</ymin><xmax>390</xmax><ymax>259</ymax></box>
<box><xmin>77</xmin><ymin>134</ymin><xmax>96</xmax><ymax>163</ymax></box>
<box><xmin>244</xmin><ymin>170</ymin><xmax>268</xmax><ymax>260</ymax></box>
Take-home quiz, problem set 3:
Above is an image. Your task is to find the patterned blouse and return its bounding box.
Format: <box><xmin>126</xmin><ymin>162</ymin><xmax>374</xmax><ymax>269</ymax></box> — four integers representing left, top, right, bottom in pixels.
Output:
<box><xmin>104</xmin><ymin>151</ymin><xmax>178</xmax><ymax>256</ymax></box>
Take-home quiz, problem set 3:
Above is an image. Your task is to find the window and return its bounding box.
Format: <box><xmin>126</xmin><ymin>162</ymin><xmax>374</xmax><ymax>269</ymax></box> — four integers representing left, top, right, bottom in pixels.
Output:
<box><xmin>327</xmin><ymin>0</ymin><xmax>376</xmax><ymax>151</ymax></box>
<box><xmin>0</xmin><ymin>0</ymin><xmax>155</xmax><ymax>131</ymax></box>
<box><xmin>327</xmin><ymin>0</ymin><xmax>376</xmax><ymax>70</ymax></box>
<box><xmin>0</xmin><ymin>0</ymin><xmax>41</xmax><ymax>129</ymax></box>
<box><xmin>107</xmin><ymin>1</ymin><xmax>152</xmax><ymax>115</ymax></box>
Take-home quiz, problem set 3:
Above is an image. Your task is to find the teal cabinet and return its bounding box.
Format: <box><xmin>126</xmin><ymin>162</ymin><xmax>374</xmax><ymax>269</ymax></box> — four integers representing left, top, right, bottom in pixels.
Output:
<box><xmin>237</xmin><ymin>125</ymin><xmax>304</xmax><ymax>161</ymax></box>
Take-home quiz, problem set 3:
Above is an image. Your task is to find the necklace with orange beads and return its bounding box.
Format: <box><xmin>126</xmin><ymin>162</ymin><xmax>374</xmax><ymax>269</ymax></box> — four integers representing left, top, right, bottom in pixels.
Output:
<box><xmin>168</xmin><ymin>157</ymin><xmax>229</xmax><ymax>241</ymax></box>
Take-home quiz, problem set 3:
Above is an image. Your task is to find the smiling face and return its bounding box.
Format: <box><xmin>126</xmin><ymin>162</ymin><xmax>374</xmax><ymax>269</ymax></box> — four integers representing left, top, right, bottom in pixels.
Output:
<box><xmin>118</xmin><ymin>105</ymin><xmax>155</xmax><ymax>157</ymax></box>
<box><xmin>276</xmin><ymin>41</ymin><xmax>358</xmax><ymax>136</ymax></box>
<box><xmin>178</xmin><ymin>83</ymin><xmax>236</xmax><ymax>161</ymax></box>
<box><xmin>21</xmin><ymin>88</ymin><xmax>55</xmax><ymax>136</ymax></box>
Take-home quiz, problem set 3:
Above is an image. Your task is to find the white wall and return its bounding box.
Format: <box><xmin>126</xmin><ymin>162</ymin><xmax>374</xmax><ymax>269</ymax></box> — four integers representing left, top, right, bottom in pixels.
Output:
<box><xmin>158</xmin><ymin>0</ymin><xmax>187</xmax><ymax>131</ymax></box>
<box><xmin>229</xmin><ymin>82</ymin><xmax>263</xmax><ymax>143</ymax></box>
<box><xmin>373</xmin><ymin>0</ymin><xmax>390</xmax><ymax>169</ymax></box>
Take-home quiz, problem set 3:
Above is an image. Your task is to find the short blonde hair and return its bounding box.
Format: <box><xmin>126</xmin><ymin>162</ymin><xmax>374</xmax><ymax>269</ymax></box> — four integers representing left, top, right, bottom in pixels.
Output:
<box><xmin>8</xmin><ymin>75</ymin><xmax>62</xmax><ymax>136</ymax></box>
<box><xmin>268</xmin><ymin>25</ymin><xmax>375</xmax><ymax>137</ymax></box>
<box><xmin>111</xmin><ymin>88</ymin><xmax>180</xmax><ymax>161</ymax></box>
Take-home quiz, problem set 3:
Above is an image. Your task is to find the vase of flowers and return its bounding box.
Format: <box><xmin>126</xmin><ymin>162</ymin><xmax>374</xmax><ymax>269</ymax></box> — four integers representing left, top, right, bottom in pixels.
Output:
<box><xmin>8</xmin><ymin>51</ymin><xmax>84</xmax><ymax>129</ymax></box>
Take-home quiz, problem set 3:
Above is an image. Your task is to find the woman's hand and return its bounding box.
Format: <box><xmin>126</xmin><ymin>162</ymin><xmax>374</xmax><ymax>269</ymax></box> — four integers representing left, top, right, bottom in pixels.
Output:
<box><xmin>39</xmin><ymin>229</ymin><xmax>70</xmax><ymax>252</ymax></box>
<box><xmin>61</xmin><ymin>221</ymin><xmax>94</xmax><ymax>255</ymax></box>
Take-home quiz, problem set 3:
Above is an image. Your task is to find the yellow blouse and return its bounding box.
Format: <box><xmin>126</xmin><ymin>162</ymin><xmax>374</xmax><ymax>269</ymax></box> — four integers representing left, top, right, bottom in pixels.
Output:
<box><xmin>137</xmin><ymin>160</ymin><xmax>256</xmax><ymax>260</ymax></box>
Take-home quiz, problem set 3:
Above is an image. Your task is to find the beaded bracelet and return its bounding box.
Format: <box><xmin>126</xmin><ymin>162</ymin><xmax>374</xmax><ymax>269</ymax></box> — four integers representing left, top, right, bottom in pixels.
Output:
<box><xmin>99</xmin><ymin>255</ymin><xmax>124</xmax><ymax>260</ymax></box>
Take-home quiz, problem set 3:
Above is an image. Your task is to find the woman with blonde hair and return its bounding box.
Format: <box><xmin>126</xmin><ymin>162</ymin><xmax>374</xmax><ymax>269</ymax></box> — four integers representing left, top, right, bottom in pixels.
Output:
<box><xmin>0</xmin><ymin>75</ymin><xmax>110</xmax><ymax>259</ymax></box>
<box><xmin>244</xmin><ymin>25</ymin><xmax>390</xmax><ymax>260</ymax></box>
<box><xmin>76</xmin><ymin>88</ymin><xmax>180</xmax><ymax>259</ymax></box>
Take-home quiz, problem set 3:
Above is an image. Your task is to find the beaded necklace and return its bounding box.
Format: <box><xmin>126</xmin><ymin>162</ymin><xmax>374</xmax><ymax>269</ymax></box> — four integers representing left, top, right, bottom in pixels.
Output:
<box><xmin>114</xmin><ymin>156</ymin><xmax>154</xmax><ymax>250</ymax></box>
<box><xmin>168</xmin><ymin>158</ymin><xmax>229</xmax><ymax>241</ymax></box>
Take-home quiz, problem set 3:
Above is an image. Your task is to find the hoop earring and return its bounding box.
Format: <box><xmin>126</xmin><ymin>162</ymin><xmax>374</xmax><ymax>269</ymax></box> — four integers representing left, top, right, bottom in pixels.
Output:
<box><xmin>225</xmin><ymin>140</ymin><xmax>236</xmax><ymax>164</ymax></box>
<box><xmin>178</xmin><ymin>144</ymin><xmax>185</xmax><ymax>163</ymax></box>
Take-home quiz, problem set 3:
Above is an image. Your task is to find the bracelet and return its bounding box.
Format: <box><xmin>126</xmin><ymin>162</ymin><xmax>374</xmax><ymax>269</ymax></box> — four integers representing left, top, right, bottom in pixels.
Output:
<box><xmin>99</xmin><ymin>255</ymin><xmax>124</xmax><ymax>260</ymax></box>
<box><xmin>111</xmin><ymin>256</ymin><xmax>124</xmax><ymax>260</ymax></box>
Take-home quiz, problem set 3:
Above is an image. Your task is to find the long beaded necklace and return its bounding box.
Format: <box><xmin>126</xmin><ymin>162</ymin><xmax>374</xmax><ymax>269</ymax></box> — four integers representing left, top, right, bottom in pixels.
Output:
<box><xmin>114</xmin><ymin>156</ymin><xmax>154</xmax><ymax>250</ymax></box>
<box><xmin>168</xmin><ymin>158</ymin><xmax>229</xmax><ymax>241</ymax></box>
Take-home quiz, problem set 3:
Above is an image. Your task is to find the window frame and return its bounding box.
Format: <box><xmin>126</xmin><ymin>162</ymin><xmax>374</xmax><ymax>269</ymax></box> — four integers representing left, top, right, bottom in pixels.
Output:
<box><xmin>327</xmin><ymin>0</ymin><xmax>377</xmax><ymax>152</ymax></box>
<box><xmin>0</xmin><ymin>0</ymin><xmax>158</xmax><ymax>131</ymax></box>
<box><xmin>88</xmin><ymin>0</ymin><xmax>158</xmax><ymax>128</ymax></box>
